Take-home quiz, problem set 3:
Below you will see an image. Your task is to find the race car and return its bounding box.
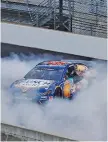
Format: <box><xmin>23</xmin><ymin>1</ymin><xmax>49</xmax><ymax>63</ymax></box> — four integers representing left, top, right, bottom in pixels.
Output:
<box><xmin>9</xmin><ymin>60</ymin><xmax>96</xmax><ymax>104</ymax></box>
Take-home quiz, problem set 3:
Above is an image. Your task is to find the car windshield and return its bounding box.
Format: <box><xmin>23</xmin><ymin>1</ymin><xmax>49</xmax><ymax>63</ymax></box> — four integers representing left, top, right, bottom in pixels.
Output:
<box><xmin>24</xmin><ymin>67</ymin><xmax>64</xmax><ymax>81</ymax></box>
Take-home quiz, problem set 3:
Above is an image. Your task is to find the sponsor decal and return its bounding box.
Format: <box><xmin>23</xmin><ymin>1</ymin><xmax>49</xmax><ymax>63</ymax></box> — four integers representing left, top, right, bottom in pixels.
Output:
<box><xmin>47</xmin><ymin>61</ymin><xmax>67</xmax><ymax>65</ymax></box>
<box><xmin>63</xmin><ymin>81</ymin><xmax>71</xmax><ymax>98</ymax></box>
<box><xmin>14</xmin><ymin>79</ymin><xmax>52</xmax><ymax>91</ymax></box>
<box><xmin>41</xmin><ymin>96</ymin><xmax>47</xmax><ymax>98</ymax></box>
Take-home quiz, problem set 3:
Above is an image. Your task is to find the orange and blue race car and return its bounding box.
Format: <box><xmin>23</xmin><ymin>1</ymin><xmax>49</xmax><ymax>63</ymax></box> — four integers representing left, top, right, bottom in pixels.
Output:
<box><xmin>9</xmin><ymin>60</ymin><xmax>96</xmax><ymax>104</ymax></box>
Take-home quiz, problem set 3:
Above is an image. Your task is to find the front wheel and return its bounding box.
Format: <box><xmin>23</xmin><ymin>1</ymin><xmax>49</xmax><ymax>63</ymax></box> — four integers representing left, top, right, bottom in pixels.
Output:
<box><xmin>54</xmin><ymin>88</ymin><xmax>62</xmax><ymax>98</ymax></box>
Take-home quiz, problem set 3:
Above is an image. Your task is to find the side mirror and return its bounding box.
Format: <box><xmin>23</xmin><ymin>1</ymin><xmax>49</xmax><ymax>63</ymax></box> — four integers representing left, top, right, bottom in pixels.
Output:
<box><xmin>64</xmin><ymin>75</ymin><xmax>68</xmax><ymax>81</ymax></box>
<box><xmin>64</xmin><ymin>77</ymin><xmax>66</xmax><ymax>81</ymax></box>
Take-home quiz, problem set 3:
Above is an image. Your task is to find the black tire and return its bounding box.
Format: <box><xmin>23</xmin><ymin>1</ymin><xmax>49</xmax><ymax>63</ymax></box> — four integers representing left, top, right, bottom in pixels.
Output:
<box><xmin>54</xmin><ymin>88</ymin><xmax>62</xmax><ymax>98</ymax></box>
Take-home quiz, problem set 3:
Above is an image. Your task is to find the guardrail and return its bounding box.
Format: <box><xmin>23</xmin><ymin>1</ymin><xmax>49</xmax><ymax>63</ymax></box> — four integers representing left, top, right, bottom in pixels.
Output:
<box><xmin>1</xmin><ymin>123</ymin><xmax>76</xmax><ymax>141</ymax></box>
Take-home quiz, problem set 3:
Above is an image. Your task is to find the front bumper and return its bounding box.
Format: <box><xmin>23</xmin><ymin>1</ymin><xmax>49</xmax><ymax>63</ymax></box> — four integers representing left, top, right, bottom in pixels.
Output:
<box><xmin>9</xmin><ymin>87</ymin><xmax>53</xmax><ymax>104</ymax></box>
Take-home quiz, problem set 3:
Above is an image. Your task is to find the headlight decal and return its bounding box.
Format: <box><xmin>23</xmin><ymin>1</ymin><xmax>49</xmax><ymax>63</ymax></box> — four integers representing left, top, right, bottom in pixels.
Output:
<box><xmin>43</xmin><ymin>90</ymin><xmax>52</xmax><ymax>95</ymax></box>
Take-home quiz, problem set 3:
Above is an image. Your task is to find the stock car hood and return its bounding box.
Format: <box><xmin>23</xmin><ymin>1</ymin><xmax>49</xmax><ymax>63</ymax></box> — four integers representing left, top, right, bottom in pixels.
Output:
<box><xmin>12</xmin><ymin>79</ymin><xmax>54</xmax><ymax>92</ymax></box>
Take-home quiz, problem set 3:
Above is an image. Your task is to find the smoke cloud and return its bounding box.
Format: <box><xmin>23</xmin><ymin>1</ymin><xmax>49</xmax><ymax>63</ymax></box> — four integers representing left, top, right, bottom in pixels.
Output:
<box><xmin>1</xmin><ymin>53</ymin><xmax>107</xmax><ymax>141</ymax></box>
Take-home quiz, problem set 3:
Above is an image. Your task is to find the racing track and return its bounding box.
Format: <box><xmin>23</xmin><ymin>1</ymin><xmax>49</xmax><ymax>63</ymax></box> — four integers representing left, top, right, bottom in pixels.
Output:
<box><xmin>1</xmin><ymin>43</ymin><xmax>107</xmax><ymax>141</ymax></box>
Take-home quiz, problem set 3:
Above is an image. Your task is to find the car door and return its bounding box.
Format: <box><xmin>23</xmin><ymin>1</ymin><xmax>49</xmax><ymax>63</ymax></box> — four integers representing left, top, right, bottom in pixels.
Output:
<box><xmin>62</xmin><ymin>64</ymin><xmax>75</xmax><ymax>98</ymax></box>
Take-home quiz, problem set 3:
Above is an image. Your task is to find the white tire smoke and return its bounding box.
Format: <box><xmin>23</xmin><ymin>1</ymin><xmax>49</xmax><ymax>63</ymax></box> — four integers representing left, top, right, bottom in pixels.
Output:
<box><xmin>1</xmin><ymin>54</ymin><xmax>107</xmax><ymax>141</ymax></box>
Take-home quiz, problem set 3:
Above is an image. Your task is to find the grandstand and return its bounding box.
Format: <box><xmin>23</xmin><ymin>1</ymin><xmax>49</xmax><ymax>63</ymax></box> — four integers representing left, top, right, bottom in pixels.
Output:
<box><xmin>1</xmin><ymin>0</ymin><xmax>107</xmax><ymax>38</ymax></box>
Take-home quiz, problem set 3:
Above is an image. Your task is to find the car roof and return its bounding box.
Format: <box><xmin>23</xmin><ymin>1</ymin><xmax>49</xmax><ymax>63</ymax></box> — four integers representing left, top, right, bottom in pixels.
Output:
<box><xmin>37</xmin><ymin>61</ymin><xmax>66</xmax><ymax>69</ymax></box>
<box><xmin>37</xmin><ymin>60</ymin><xmax>95</xmax><ymax>68</ymax></box>
<box><xmin>38</xmin><ymin>61</ymin><xmax>69</xmax><ymax>66</ymax></box>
